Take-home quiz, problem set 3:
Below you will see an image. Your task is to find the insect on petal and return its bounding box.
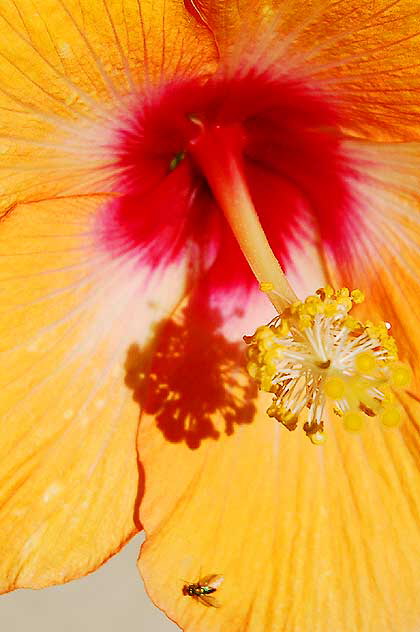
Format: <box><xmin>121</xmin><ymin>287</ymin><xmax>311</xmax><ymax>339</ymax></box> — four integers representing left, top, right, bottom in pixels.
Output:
<box><xmin>138</xmin><ymin>354</ymin><xmax>420</xmax><ymax>631</ymax></box>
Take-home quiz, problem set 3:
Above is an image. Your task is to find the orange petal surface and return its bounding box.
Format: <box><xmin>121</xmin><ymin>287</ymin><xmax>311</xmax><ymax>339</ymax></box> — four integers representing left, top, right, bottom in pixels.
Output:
<box><xmin>138</xmin><ymin>357</ymin><xmax>420</xmax><ymax>632</ymax></box>
<box><xmin>330</xmin><ymin>139</ymin><xmax>420</xmax><ymax>459</ymax></box>
<box><xmin>0</xmin><ymin>193</ymin><xmax>192</xmax><ymax>591</ymax></box>
<box><xmin>137</xmin><ymin>262</ymin><xmax>420</xmax><ymax>631</ymax></box>
<box><xmin>0</xmin><ymin>0</ymin><xmax>215</xmax><ymax>591</ymax></box>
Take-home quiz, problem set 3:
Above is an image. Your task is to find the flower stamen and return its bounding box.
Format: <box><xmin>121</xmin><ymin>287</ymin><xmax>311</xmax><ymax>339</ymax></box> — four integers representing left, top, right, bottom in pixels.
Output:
<box><xmin>245</xmin><ymin>287</ymin><xmax>411</xmax><ymax>444</ymax></box>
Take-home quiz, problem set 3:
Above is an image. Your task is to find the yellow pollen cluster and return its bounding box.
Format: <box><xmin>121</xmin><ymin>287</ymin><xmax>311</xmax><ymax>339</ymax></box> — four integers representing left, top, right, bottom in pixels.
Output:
<box><xmin>244</xmin><ymin>286</ymin><xmax>411</xmax><ymax>444</ymax></box>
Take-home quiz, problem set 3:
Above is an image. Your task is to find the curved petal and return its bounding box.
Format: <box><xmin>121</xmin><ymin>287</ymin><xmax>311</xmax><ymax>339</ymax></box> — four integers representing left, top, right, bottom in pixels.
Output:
<box><xmin>137</xmin><ymin>245</ymin><xmax>419</xmax><ymax>631</ymax></box>
<box><xmin>334</xmin><ymin>139</ymin><xmax>420</xmax><ymax>360</ymax></box>
<box><xmin>0</xmin><ymin>0</ymin><xmax>217</xmax><ymax>591</ymax></box>
<box><xmin>327</xmin><ymin>139</ymin><xmax>420</xmax><ymax>455</ymax></box>
<box><xmin>186</xmin><ymin>0</ymin><xmax>420</xmax><ymax>140</ymax></box>
<box><xmin>0</xmin><ymin>194</ymin><xmax>189</xmax><ymax>591</ymax></box>
<box><xmin>137</xmin><ymin>348</ymin><xmax>419</xmax><ymax>631</ymax></box>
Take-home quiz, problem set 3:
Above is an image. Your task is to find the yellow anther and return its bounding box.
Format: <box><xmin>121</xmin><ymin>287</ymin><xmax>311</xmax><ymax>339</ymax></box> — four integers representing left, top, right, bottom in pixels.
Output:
<box><xmin>268</xmin><ymin>404</ymin><xmax>298</xmax><ymax>429</ymax></box>
<box><xmin>316</xmin><ymin>285</ymin><xmax>335</xmax><ymax>300</ymax></box>
<box><xmin>290</xmin><ymin>301</ymin><xmax>302</xmax><ymax>315</ymax></box>
<box><xmin>359</xmin><ymin>401</ymin><xmax>376</xmax><ymax>417</ymax></box>
<box><xmin>299</xmin><ymin>314</ymin><xmax>312</xmax><ymax>329</ymax></box>
<box><xmin>259</xmin><ymin>336</ymin><xmax>276</xmax><ymax>351</ymax></box>
<box><xmin>305</xmin><ymin>295</ymin><xmax>321</xmax><ymax>304</ymax></box>
<box><xmin>303</xmin><ymin>421</ymin><xmax>325</xmax><ymax>443</ymax></box>
<box><xmin>380</xmin><ymin>405</ymin><xmax>402</xmax><ymax>428</ymax></box>
<box><xmin>390</xmin><ymin>362</ymin><xmax>412</xmax><ymax>388</ymax></box>
<box><xmin>336</xmin><ymin>296</ymin><xmax>352</xmax><ymax>312</ymax></box>
<box><xmin>255</xmin><ymin>326</ymin><xmax>272</xmax><ymax>340</ymax></box>
<box><xmin>260</xmin><ymin>281</ymin><xmax>274</xmax><ymax>292</ymax></box>
<box><xmin>383</xmin><ymin>338</ymin><xmax>397</xmax><ymax>355</ymax></box>
<box><xmin>344</xmin><ymin>316</ymin><xmax>357</xmax><ymax>330</ymax></box>
<box><xmin>377</xmin><ymin>322</ymin><xmax>389</xmax><ymax>337</ymax></box>
<box><xmin>246</xmin><ymin>345</ymin><xmax>259</xmax><ymax>360</ymax></box>
<box><xmin>343</xmin><ymin>410</ymin><xmax>365</xmax><ymax>432</ymax></box>
<box><xmin>246</xmin><ymin>362</ymin><xmax>259</xmax><ymax>379</ymax></box>
<box><xmin>264</xmin><ymin>349</ymin><xmax>282</xmax><ymax>364</ymax></box>
<box><xmin>309</xmin><ymin>431</ymin><xmax>326</xmax><ymax>445</ymax></box>
<box><xmin>324</xmin><ymin>302</ymin><xmax>337</xmax><ymax>317</ymax></box>
<box><xmin>305</xmin><ymin>303</ymin><xmax>320</xmax><ymax>316</ymax></box>
<box><xmin>281</xmin><ymin>409</ymin><xmax>296</xmax><ymax>423</ymax></box>
<box><xmin>276</xmin><ymin>320</ymin><xmax>289</xmax><ymax>336</ymax></box>
<box><xmin>336</xmin><ymin>287</ymin><xmax>350</xmax><ymax>298</ymax></box>
<box><xmin>381</xmin><ymin>386</ymin><xmax>396</xmax><ymax>405</ymax></box>
<box><xmin>245</xmin><ymin>286</ymin><xmax>409</xmax><ymax>443</ymax></box>
<box><xmin>261</xmin><ymin>376</ymin><xmax>274</xmax><ymax>391</ymax></box>
<box><xmin>355</xmin><ymin>351</ymin><xmax>377</xmax><ymax>374</ymax></box>
<box><xmin>324</xmin><ymin>376</ymin><xmax>346</xmax><ymax>400</ymax></box>
<box><xmin>351</xmin><ymin>289</ymin><xmax>365</xmax><ymax>304</ymax></box>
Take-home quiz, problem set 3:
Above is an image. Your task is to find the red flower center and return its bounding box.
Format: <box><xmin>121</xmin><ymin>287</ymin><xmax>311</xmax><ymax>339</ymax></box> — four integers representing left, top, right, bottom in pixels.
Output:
<box><xmin>99</xmin><ymin>71</ymin><xmax>357</xmax><ymax>295</ymax></box>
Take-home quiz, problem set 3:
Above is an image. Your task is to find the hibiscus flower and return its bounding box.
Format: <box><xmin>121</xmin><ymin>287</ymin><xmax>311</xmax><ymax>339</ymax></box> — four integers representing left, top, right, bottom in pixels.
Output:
<box><xmin>0</xmin><ymin>1</ymin><xmax>419</xmax><ymax>631</ymax></box>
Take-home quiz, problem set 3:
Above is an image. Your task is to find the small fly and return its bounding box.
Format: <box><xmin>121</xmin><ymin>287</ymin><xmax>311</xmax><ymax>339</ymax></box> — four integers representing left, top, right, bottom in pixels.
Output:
<box><xmin>182</xmin><ymin>574</ymin><xmax>224</xmax><ymax>607</ymax></box>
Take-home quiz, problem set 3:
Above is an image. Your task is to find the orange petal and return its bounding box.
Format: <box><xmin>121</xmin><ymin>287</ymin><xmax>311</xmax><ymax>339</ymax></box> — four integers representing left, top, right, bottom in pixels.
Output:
<box><xmin>327</xmin><ymin>139</ymin><xmax>420</xmax><ymax>463</ymax></box>
<box><xmin>0</xmin><ymin>193</ymin><xmax>190</xmax><ymax>591</ymax></box>
<box><xmin>186</xmin><ymin>0</ymin><xmax>420</xmax><ymax>140</ymax></box>
<box><xmin>0</xmin><ymin>0</ymin><xmax>216</xmax><ymax>97</ymax></box>
<box><xmin>137</xmin><ymin>302</ymin><xmax>420</xmax><ymax>631</ymax></box>
<box><xmin>0</xmin><ymin>0</ymin><xmax>216</xmax><ymax>591</ymax></box>
<box><xmin>335</xmin><ymin>139</ymin><xmax>420</xmax><ymax>362</ymax></box>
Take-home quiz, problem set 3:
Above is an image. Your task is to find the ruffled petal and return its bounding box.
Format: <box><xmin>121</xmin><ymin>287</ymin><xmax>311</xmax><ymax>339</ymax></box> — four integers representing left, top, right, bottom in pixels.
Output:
<box><xmin>137</xmin><ymin>327</ymin><xmax>420</xmax><ymax>631</ymax></box>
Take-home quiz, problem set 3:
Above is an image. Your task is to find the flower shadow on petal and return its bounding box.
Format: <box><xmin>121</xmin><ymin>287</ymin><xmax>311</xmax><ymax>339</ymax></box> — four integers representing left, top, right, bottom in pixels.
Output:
<box><xmin>124</xmin><ymin>304</ymin><xmax>258</xmax><ymax>449</ymax></box>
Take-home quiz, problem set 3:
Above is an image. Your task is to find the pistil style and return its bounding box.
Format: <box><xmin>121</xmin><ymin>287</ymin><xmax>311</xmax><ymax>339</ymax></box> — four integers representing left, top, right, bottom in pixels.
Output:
<box><xmin>188</xmin><ymin>122</ymin><xmax>297</xmax><ymax>312</ymax></box>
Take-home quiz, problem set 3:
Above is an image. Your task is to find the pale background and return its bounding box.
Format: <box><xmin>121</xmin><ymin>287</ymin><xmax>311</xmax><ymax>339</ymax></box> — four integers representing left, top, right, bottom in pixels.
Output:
<box><xmin>1</xmin><ymin>534</ymin><xmax>179</xmax><ymax>631</ymax></box>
